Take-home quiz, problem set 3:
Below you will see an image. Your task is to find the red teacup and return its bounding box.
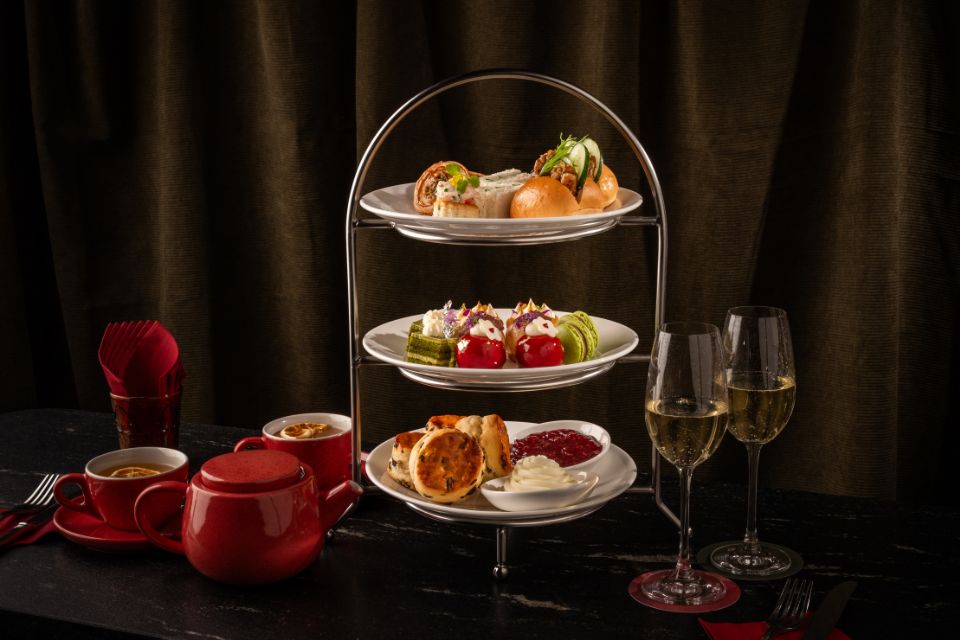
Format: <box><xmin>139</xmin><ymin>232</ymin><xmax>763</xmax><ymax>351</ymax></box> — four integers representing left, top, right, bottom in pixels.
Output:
<box><xmin>234</xmin><ymin>413</ymin><xmax>352</xmax><ymax>490</ymax></box>
<box><xmin>54</xmin><ymin>447</ymin><xmax>189</xmax><ymax>531</ymax></box>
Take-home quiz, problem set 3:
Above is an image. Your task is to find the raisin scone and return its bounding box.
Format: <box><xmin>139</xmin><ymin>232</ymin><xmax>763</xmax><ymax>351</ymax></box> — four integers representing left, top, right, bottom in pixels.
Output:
<box><xmin>478</xmin><ymin>414</ymin><xmax>513</xmax><ymax>481</ymax></box>
<box><xmin>453</xmin><ymin>415</ymin><xmax>482</xmax><ymax>440</ymax></box>
<box><xmin>387</xmin><ymin>431</ymin><xmax>424</xmax><ymax>489</ymax></box>
<box><xmin>426</xmin><ymin>414</ymin><xmax>464</xmax><ymax>431</ymax></box>
<box><xmin>409</xmin><ymin>428</ymin><xmax>485</xmax><ymax>503</ymax></box>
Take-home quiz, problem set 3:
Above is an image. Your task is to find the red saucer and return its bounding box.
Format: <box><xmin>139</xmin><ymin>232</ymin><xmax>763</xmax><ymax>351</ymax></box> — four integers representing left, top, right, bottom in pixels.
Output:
<box><xmin>628</xmin><ymin>572</ymin><xmax>741</xmax><ymax>613</ymax></box>
<box><xmin>53</xmin><ymin>507</ymin><xmax>177</xmax><ymax>552</ymax></box>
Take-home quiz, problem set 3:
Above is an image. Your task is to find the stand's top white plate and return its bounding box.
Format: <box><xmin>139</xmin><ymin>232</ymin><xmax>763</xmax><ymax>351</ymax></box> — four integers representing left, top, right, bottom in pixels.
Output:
<box><xmin>359</xmin><ymin>183</ymin><xmax>643</xmax><ymax>243</ymax></box>
<box><xmin>362</xmin><ymin>309</ymin><xmax>639</xmax><ymax>385</ymax></box>
<box><xmin>365</xmin><ymin>421</ymin><xmax>637</xmax><ymax>522</ymax></box>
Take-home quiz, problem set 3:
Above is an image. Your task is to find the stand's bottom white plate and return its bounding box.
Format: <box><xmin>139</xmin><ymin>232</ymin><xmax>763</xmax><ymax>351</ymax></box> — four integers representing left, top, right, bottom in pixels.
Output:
<box><xmin>365</xmin><ymin>421</ymin><xmax>637</xmax><ymax>524</ymax></box>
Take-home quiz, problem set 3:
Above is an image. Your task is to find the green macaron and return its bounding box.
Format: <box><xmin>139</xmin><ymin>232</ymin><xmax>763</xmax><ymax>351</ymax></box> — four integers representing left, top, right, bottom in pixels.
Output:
<box><xmin>558</xmin><ymin>323</ymin><xmax>586</xmax><ymax>364</ymax></box>
<box><xmin>571</xmin><ymin>311</ymin><xmax>599</xmax><ymax>347</ymax></box>
<box><xmin>560</xmin><ymin>313</ymin><xmax>598</xmax><ymax>359</ymax></box>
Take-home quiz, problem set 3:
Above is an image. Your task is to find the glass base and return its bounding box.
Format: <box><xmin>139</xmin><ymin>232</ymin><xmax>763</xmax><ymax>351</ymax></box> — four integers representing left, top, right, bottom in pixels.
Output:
<box><xmin>708</xmin><ymin>541</ymin><xmax>799</xmax><ymax>578</ymax></box>
<box><xmin>636</xmin><ymin>569</ymin><xmax>726</xmax><ymax>606</ymax></box>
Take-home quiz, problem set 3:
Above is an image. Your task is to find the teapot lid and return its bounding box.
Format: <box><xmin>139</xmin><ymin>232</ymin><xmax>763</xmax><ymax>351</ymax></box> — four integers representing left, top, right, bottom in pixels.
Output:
<box><xmin>199</xmin><ymin>450</ymin><xmax>304</xmax><ymax>493</ymax></box>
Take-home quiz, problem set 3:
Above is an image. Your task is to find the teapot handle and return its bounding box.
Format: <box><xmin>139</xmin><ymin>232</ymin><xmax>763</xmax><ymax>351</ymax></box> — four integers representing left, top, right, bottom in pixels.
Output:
<box><xmin>234</xmin><ymin>436</ymin><xmax>265</xmax><ymax>452</ymax></box>
<box><xmin>134</xmin><ymin>481</ymin><xmax>187</xmax><ymax>555</ymax></box>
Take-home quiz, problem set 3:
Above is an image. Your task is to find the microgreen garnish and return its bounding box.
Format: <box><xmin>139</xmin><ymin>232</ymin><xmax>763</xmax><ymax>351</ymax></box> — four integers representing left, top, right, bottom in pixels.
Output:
<box><xmin>538</xmin><ymin>133</ymin><xmax>589</xmax><ymax>176</ymax></box>
<box><xmin>445</xmin><ymin>164</ymin><xmax>479</xmax><ymax>193</ymax></box>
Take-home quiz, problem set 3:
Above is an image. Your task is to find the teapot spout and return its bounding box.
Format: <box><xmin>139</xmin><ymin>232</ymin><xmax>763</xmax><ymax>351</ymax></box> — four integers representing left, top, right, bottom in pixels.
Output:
<box><xmin>319</xmin><ymin>480</ymin><xmax>363</xmax><ymax>531</ymax></box>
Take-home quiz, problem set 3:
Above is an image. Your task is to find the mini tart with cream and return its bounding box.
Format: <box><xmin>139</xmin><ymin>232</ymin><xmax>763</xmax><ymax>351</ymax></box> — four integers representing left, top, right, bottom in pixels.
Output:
<box><xmin>504</xmin><ymin>299</ymin><xmax>559</xmax><ymax>361</ymax></box>
<box><xmin>414</xmin><ymin>161</ymin><xmax>470</xmax><ymax>214</ymax></box>
<box><xmin>432</xmin><ymin>163</ymin><xmax>481</xmax><ymax>218</ymax></box>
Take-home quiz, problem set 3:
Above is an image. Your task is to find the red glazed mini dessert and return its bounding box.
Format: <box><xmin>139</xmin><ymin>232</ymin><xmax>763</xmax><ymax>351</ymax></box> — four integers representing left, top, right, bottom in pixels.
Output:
<box><xmin>505</xmin><ymin>299</ymin><xmax>560</xmax><ymax>362</ymax></box>
<box><xmin>456</xmin><ymin>318</ymin><xmax>507</xmax><ymax>369</ymax></box>
<box><xmin>515</xmin><ymin>316</ymin><xmax>564</xmax><ymax>368</ymax></box>
<box><xmin>454</xmin><ymin>303</ymin><xmax>506</xmax><ymax>369</ymax></box>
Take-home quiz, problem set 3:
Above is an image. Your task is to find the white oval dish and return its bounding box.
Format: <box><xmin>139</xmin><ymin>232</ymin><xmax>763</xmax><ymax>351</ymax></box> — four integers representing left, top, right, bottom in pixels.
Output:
<box><xmin>510</xmin><ymin>419</ymin><xmax>611</xmax><ymax>470</ymax></box>
<box><xmin>481</xmin><ymin>471</ymin><xmax>599</xmax><ymax>512</ymax></box>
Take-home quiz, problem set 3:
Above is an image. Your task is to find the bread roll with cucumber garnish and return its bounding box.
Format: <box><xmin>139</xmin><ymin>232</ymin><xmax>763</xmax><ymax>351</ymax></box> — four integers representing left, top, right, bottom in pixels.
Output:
<box><xmin>511</xmin><ymin>135</ymin><xmax>618</xmax><ymax>217</ymax></box>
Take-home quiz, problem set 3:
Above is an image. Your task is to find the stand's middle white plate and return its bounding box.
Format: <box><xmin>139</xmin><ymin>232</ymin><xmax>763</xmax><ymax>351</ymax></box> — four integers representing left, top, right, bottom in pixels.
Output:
<box><xmin>362</xmin><ymin>309</ymin><xmax>639</xmax><ymax>386</ymax></box>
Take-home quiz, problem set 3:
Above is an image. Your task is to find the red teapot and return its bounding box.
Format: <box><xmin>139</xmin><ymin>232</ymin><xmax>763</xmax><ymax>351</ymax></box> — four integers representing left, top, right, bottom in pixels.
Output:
<box><xmin>134</xmin><ymin>449</ymin><xmax>361</xmax><ymax>585</ymax></box>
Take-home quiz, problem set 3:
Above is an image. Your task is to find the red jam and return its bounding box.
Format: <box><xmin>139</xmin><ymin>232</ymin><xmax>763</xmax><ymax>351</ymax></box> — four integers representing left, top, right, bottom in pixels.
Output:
<box><xmin>510</xmin><ymin>429</ymin><xmax>602</xmax><ymax>467</ymax></box>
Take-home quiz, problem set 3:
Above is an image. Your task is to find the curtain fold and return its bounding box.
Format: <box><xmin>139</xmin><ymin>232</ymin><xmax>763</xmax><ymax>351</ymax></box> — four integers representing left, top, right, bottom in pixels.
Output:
<box><xmin>0</xmin><ymin>0</ymin><xmax>956</xmax><ymax>503</ymax></box>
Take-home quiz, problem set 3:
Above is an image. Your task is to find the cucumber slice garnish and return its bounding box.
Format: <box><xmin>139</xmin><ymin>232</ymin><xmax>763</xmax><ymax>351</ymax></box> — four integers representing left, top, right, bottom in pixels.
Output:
<box><xmin>581</xmin><ymin>137</ymin><xmax>603</xmax><ymax>181</ymax></box>
<box><xmin>567</xmin><ymin>142</ymin><xmax>589</xmax><ymax>190</ymax></box>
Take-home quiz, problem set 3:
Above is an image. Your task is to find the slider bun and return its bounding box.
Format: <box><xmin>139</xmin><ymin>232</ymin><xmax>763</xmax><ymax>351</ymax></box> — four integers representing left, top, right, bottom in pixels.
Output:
<box><xmin>509</xmin><ymin>168</ymin><xmax>619</xmax><ymax>218</ymax></box>
<box><xmin>595</xmin><ymin>164</ymin><xmax>619</xmax><ymax>208</ymax></box>
<box><xmin>510</xmin><ymin>177</ymin><xmax>579</xmax><ymax>218</ymax></box>
<box><xmin>576</xmin><ymin>178</ymin><xmax>606</xmax><ymax>213</ymax></box>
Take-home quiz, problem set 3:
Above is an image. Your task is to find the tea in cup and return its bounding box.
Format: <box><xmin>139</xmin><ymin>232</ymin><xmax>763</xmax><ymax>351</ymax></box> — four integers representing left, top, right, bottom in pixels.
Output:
<box><xmin>54</xmin><ymin>447</ymin><xmax>189</xmax><ymax>531</ymax></box>
<box><xmin>234</xmin><ymin>413</ymin><xmax>352</xmax><ymax>490</ymax></box>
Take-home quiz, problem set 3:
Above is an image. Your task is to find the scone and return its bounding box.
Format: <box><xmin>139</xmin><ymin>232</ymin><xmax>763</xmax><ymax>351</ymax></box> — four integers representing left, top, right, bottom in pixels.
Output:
<box><xmin>409</xmin><ymin>428</ymin><xmax>485</xmax><ymax>503</ymax></box>
<box><xmin>426</xmin><ymin>414</ymin><xmax>464</xmax><ymax>431</ymax></box>
<box><xmin>387</xmin><ymin>431</ymin><xmax>424</xmax><ymax>489</ymax></box>
<box><xmin>454</xmin><ymin>415</ymin><xmax>482</xmax><ymax>440</ymax></box>
<box><xmin>478</xmin><ymin>414</ymin><xmax>513</xmax><ymax>480</ymax></box>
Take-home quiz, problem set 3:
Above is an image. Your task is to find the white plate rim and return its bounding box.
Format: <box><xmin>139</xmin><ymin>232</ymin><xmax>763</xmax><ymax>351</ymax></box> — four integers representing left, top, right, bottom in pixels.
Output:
<box><xmin>365</xmin><ymin>421</ymin><xmax>637</xmax><ymax>520</ymax></box>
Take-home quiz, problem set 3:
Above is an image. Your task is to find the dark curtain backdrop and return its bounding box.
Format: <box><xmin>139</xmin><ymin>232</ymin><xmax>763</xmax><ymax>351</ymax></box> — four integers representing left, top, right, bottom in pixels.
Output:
<box><xmin>1</xmin><ymin>1</ymin><xmax>957</xmax><ymax>503</ymax></box>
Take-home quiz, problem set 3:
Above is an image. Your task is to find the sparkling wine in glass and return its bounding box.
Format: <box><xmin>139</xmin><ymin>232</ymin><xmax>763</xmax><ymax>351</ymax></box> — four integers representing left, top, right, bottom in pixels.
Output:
<box><xmin>708</xmin><ymin>306</ymin><xmax>800</xmax><ymax>578</ymax></box>
<box><xmin>630</xmin><ymin>322</ymin><xmax>732</xmax><ymax>608</ymax></box>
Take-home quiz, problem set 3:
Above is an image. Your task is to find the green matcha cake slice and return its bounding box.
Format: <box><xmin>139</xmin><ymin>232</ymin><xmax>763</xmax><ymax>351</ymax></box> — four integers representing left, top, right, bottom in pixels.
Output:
<box><xmin>405</xmin><ymin>320</ymin><xmax>457</xmax><ymax>367</ymax></box>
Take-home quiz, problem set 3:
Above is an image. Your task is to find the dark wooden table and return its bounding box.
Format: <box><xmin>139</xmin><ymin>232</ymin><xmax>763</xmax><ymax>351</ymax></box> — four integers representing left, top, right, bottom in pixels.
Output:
<box><xmin>0</xmin><ymin>409</ymin><xmax>957</xmax><ymax>638</ymax></box>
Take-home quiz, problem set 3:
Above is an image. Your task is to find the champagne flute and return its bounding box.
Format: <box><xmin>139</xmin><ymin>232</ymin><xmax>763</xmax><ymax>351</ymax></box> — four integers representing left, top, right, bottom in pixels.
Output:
<box><xmin>708</xmin><ymin>306</ymin><xmax>799</xmax><ymax>577</ymax></box>
<box><xmin>631</xmin><ymin>322</ymin><xmax>731</xmax><ymax>608</ymax></box>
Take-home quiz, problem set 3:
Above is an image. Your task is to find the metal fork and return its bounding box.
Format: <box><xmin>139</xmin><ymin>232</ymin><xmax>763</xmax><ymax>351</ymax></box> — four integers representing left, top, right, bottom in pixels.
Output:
<box><xmin>760</xmin><ymin>578</ymin><xmax>814</xmax><ymax>640</ymax></box>
<box><xmin>3</xmin><ymin>474</ymin><xmax>61</xmax><ymax>513</ymax></box>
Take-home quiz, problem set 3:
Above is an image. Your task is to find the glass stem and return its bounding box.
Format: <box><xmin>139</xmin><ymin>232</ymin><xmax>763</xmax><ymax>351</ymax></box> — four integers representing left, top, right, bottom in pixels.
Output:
<box><xmin>673</xmin><ymin>466</ymin><xmax>695</xmax><ymax>581</ymax></box>
<box><xmin>743</xmin><ymin>443</ymin><xmax>762</xmax><ymax>552</ymax></box>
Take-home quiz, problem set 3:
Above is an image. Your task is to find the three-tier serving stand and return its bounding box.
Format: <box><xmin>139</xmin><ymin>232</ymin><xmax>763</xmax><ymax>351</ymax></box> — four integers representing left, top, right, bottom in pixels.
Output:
<box><xmin>344</xmin><ymin>70</ymin><xmax>678</xmax><ymax>577</ymax></box>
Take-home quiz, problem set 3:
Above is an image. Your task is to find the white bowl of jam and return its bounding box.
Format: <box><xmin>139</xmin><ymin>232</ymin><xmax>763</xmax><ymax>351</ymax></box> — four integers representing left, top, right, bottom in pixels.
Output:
<box><xmin>509</xmin><ymin>420</ymin><xmax>610</xmax><ymax>471</ymax></box>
